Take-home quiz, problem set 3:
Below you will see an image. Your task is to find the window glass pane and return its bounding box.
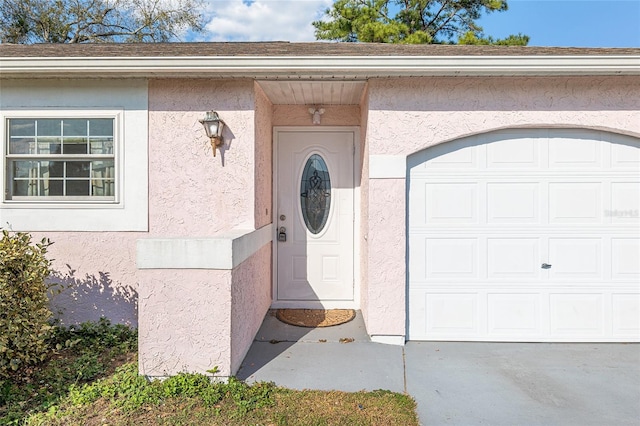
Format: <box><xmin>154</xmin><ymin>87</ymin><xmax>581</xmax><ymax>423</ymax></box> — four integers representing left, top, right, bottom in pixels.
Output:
<box><xmin>90</xmin><ymin>138</ymin><xmax>114</xmax><ymax>154</ymax></box>
<box><xmin>63</xmin><ymin>119</ymin><xmax>87</xmax><ymax>136</ymax></box>
<box><xmin>300</xmin><ymin>154</ymin><xmax>331</xmax><ymax>234</ymax></box>
<box><xmin>7</xmin><ymin>117</ymin><xmax>115</xmax><ymax>201</ymax></box>
<box><xmin>13</xmin><ymin>180</ymin><xmax>33</xmax><ymax>196</ymax></box>
<box><xmin>92</xmin><ymin>180</ymin><xmax>104</xmax><ymax>196</ymax></box>
<box><xmin>63</xmin><ymin>137</ymin><xmax>88</xmax><ymax>154</ymax></box>
<box><xmin>91</xmin><ymin>179</ymin><xmax>114</xmax><ymax>196</ymax></box>
<box><xmin>91</xmin><ymin>160</ymin><xmax>114</xmax><ymax>175</ymax></box>
<box><xmin>91</xmin><ymin>160</ymin><xmax>115</xmax><ymax>196</ymax></box>
<box><xmin>13</xmin><ymin>161</ymin><xmax>37</xmax><ymax>178</ymax></box>
<box><xmin>66</xmin><ymin>180</ymin><xmax>90</xmax><ymax>196</ymax></box>
<box><xmin>40</xmin><ymin>161</ymin><xmax>64</xmax><ymax>178</ymax></box>
<box><xmin>89</xmin><ymin>119</ymin><xmax>113</xmax><ymax>136</ymax></box>
<box><xmin>67</xmin><ymin>161</ymin><xmax>90</xmax><ymax>178</ymax></box>
<box><xmin>37</xmin><ymin>119</ymin><xmax>61</xmax><ymax>136</ymax></box>
<box><xmin>37</xmin><ymin>138</ymin><xmax>62</xmax><ymax>155</ymax></box>
<box><xmin>9</xmin><ymin>119</ymin><xmax>35</xmax><ymax>136</ymax></box>
<box><xmin>9</xmin><ymin>138</ymin><xmax>36</xmax><ymax>154</ymax></box>
<box><xmin>43</xmin><ymin>180</ymin><xmax>64</xmax><ymax>196</ymax></box>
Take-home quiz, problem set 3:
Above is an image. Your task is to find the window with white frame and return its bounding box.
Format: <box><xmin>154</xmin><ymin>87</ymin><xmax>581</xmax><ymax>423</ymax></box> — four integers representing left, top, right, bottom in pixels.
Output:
<box><xmin>6</xmin><ymin>117</ymin><xmax>116</xmax><ymax>201</ymax></box>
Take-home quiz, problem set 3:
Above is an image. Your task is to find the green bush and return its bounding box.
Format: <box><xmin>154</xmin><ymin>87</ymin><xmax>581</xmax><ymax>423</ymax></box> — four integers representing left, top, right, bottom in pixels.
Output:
<box><xmin>0</xmin><ymin>230</ymin><xmax>54</xmax><ymax>378</ymax></box>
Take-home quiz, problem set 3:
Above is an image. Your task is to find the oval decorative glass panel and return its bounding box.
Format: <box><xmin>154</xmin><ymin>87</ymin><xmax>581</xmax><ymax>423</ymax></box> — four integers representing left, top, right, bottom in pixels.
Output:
<box><xmin>300</xmin><ymin>154</ymin><xmax>331</xmax><ymax>234</ymax></box>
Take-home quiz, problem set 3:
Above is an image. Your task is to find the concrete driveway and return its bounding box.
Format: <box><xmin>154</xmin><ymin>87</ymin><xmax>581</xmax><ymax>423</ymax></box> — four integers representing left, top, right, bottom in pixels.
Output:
<box><xmin>405</xmin><ymin>342</ymin><xmax>640</xmax><ymax>425</ymax></box>
<box><xmin>238</xmin><ymin>311</ymin><xmax>640</xmax><ymax>425</ymax></box>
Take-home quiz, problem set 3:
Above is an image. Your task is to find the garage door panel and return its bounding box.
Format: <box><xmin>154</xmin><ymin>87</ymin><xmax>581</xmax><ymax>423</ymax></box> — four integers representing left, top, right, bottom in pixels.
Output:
<box><xmin>486</xmin><ymin>135</ymin><xmax>540</xmax><ymax>168</ymax></box>
<box><xmin>487</xmin><ymin>238</ymin><xmax>540</xmax><ymax>279</ymax></box>
<box><xmin>408</xmin><ymin>234</ymin><xmax>427</xmax><ymax>281</ymax></box>
<box><xmin>421</xmin><ymin>142</ymin><xmax>479</xmax><ymax>169</ymax></box>
<box><xmin>611</xmin><ymin>238</ymin><xmax>640</xmax><ymax>279</ymax></box>
<box><xmin>612</xmin><ymin>294</ymin><xmax>640</xmax><ymax>336</ymax></box>
<box><xmin>549</xmin><ymin>136</ymin><xmax>602</xmax><ymax>168</ymax></box>
<box><xmin>425</xmin><ymin>183</ymin><xmax>479</xmax><ymax>223</ymax></box>
<box><xmin>426</xmin><ymin>238</ymin><xmax>478</xmax><ymax>278</ymax></box>
<box><xmin>610</xmin><ymin>182</ymin><xmax>640</xmax><ymax>223</ymax></box>
<box><xmin>550</xmin><ymin>294</ymin><xmax>604</xmax><ymax>335</ymax></box>
<box><xmin>425</xmin><ymin>293</ymin><xmax>479</xmax><ymax>335</ymax></box>
<box><xmin>549</xmin><ymin>183</ymin><xmax>602</xmax><ymax>223</ymax></box>
<box><xmin>408</xmin><ymin>129</ymin><xmax>640</xmax><ymax>342</ymax></box>
<box><xmin>487</xmin><ymin>183</ymin><xmax>539</xmax><ymax>223</ymax></box>
<box><xmin>611</xmin><ymin>137</ymin><xmax>640</xmax><ymax>168</ymax></box>
<box><xmin>408</xmin><ymin>289</ymin><xmax>428</xmax><ymax>337</ymax></box>
<box><xmin>487</xmin><ymin>294</ymin><xmax>541</xmax><ymax>336</ymax></box>
<box><xmin>549</xmin><ymin>238</ymin><xmax>602</xmax><ymax>280</ymax></box>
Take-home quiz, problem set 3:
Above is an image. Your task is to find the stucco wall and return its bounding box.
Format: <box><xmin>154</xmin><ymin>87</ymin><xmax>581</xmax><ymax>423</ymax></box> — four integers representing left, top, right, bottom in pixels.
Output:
<box><xmin>43</xmin><ymin>233</ymin><xmax>139</xmax><ymax>326</ymax></box>
<box><xmin>254</xmin><ymin>83</ymin><xmax>273</xmax><ymax>229</ymax></box>
<box><xmin>364</xmin><ymin>76</ymin><xmax>640</xmax><ymax>338</ymax></box>
<box><xmin>367</xmin><ymin>76</ymin><xmax>640</xmax><ymax>156</ymax></box>
<box><xmin>148</xmin><ymin>79</ymin><xmax>257</xmax><ymax>235</ymax></box>
<box><xmin>139</xmin><ymin>79</ymin><xmax>275</xmax><ymax>376</ymax></box>
<box><xmin>138</xmin><ymin>269</ymin><xmax>232</xmax><ymax>376</ymax></box>
<box><xmin>230</xmin><ymin>244</ymin><xmax>272</xmax><ymax>373</ymax></box>
<box><xmin>359</xmin><ymin>87</ymin><xmax>371</xmax><ymax>328</ymax></box>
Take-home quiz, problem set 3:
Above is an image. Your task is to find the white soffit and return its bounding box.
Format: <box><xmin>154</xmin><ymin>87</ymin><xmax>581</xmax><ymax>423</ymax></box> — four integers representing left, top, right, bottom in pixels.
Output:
<box><xmin>257</xmin><ymin>80</ymin><xmax>365</xmax><ymax>105</ymax></box>
<box><xmin>2</xmin><ymin>55</ymin><xmax>640</xmax><ymax>78</ymax></box>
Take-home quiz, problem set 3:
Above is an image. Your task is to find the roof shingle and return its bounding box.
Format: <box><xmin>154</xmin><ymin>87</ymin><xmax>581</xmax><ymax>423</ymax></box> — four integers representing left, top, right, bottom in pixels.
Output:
<box><xmin>1</xmin><ymin>42</ymin><xmax>639</xmax><ymax>58</ymax></box>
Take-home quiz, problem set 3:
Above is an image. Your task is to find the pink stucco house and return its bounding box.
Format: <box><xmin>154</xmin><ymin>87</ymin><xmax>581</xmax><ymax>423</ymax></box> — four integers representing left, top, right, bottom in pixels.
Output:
<box><xmin>1</xmin><ymin>43</ymin><xmax>639</xmax><ymax>377</ymax></box>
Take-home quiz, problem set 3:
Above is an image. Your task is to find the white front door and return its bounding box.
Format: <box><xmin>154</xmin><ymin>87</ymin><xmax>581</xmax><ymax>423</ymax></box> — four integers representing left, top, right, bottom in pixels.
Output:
<box><xmin>275</xmin><ymin>129</ymin><xmax>354</xmax><ymax>305</ymax></box>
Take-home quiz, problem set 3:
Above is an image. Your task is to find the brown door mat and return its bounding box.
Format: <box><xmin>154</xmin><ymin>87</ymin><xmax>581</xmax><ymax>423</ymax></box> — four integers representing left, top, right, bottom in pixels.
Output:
<box><xmin>275</xmin><ymin>309</ymin><xmax>356</xmax><ymax>328</ymax></box>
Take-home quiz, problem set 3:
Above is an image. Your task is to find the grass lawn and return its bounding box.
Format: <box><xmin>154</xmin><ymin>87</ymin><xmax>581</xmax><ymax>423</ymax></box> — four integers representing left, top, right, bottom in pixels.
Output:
<box><xmin>1</xmin><ymin>319</ymin><xmax>418</xmax><ymax>425</ymax></box>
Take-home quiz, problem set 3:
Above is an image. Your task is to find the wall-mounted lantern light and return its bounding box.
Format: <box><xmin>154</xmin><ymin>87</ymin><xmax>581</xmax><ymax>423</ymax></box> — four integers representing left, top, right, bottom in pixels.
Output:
<box><xmin>199</xmin><ymin>111</ymin><xmax>225</xmax><ymax>157</ymax></box>
<box><xmin>308</xmin><ymin>107</ymin><xmax>325</xmax><ymax>125</ymax></box>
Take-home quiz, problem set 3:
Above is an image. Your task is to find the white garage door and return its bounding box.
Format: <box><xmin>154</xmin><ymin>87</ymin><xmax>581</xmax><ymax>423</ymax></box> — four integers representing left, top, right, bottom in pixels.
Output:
<box><xmin>408</xmin><ymin>129</ymin><xmax>640</xmax><ymax>342</ymax></box>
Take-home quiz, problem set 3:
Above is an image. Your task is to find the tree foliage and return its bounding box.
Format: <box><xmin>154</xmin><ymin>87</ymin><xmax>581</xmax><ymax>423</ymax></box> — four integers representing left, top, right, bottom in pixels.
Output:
<box><xmin>313</xmin><ymin>0</ymin><xmax>529</xmax><ymax>45</ymax></box>
<box><xmin>0</xmin><ymin>0</ymin><xmax>204</xmax><ymax>44</ymax></box>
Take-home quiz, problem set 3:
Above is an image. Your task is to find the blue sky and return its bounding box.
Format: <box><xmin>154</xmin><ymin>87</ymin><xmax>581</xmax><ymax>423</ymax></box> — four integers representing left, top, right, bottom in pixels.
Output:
<box><xmin>199</xmin><ymin>0</ymin><xmax>640</xmax><ymax>47</ymax></box>
<box><xmin>478</xmin><ymin>0</ymin><xmax>640</xmax><ymax>47</ymax></box>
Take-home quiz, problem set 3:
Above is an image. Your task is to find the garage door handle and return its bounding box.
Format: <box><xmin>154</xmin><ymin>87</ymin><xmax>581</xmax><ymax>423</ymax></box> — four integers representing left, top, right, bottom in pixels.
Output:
<box><xmin>541</xmin><ymin>263</ymin><xmax>552</xmax><ymax>269</ymax></box>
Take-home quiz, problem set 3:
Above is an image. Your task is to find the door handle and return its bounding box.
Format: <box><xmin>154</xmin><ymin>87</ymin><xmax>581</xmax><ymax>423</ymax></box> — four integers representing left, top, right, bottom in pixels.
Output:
<box><xmin>541</xmin><ymin>263</ymin><xmax>552</xmax><ymax>269</ymax></box>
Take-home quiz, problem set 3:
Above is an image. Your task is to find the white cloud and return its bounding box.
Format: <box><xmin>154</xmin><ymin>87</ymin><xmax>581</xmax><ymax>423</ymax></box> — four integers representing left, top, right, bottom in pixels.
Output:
<box><xmin>200</xmin><ymin>0</ymin><xmax>333</xmax><ymax>42</ymax></box>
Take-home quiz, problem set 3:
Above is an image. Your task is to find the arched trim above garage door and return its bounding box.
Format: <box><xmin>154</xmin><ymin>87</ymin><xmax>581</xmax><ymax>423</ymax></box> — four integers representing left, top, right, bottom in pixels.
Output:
<box><xmin>406</xmin><ymin>126</ymin><xmax>640</xmax><ymax>164</ymax></box>
<box><xmin>407</xmin><ymin>128</ymin><xmax>640</xmax><ymax>342</ymax></box>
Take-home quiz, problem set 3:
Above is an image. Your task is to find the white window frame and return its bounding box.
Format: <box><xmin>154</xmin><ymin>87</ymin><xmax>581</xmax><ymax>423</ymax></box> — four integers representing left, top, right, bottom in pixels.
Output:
<box><xmin>0</xmin><ymin>79</ymin><xmax>148</xmax><ymax>232</ymax></box>
<box><xmin>0</xmin><ymin>107</ymin><xmax>148</xmax><ymax>232</ymax></box>
<box><xmin>5</xmin><ymin>111</ymin><xmax>122</xmax><ymax>204</ymax></box>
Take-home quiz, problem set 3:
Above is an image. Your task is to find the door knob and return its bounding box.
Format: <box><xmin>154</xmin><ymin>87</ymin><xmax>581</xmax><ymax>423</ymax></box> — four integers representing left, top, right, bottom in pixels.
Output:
<box><xmin>278</xmin><ymin>227</ymin><xmax>287</xmax><ymax>242</ymax></box>
<box><xmin>541</xmin><ymin>263</ymin><xmax>552</xmax><ymax>269</ymax></box>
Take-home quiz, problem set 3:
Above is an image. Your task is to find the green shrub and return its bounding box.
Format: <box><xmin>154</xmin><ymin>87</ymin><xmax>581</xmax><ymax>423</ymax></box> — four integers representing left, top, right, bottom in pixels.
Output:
<box><xmin>0</xmin><ymin>230</ymin><xmax>53</xmax><ymax>378</ymax></box>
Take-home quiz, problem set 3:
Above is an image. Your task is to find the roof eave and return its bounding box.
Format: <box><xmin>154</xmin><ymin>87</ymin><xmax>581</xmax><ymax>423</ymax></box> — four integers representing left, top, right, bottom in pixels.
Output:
<box><xmin>1</xmin><ymin>55</ymin><xmax>639</xmax><ymax>78</ymax></box>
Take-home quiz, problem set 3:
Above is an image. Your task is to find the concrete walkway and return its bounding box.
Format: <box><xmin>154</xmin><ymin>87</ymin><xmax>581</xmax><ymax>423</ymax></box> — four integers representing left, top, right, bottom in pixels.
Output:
<box><xmin>237</xmin><ymin>311</ymin><xmax>640</xmax><ymax>425</ymax></box>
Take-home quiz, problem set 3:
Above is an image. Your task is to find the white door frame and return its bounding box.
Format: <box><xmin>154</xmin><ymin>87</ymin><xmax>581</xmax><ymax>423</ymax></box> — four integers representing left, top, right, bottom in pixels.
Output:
<box><xmin>272</xmin><ymin>126</ymin><xmax>361</xmax><ymax>309</ymax></box>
